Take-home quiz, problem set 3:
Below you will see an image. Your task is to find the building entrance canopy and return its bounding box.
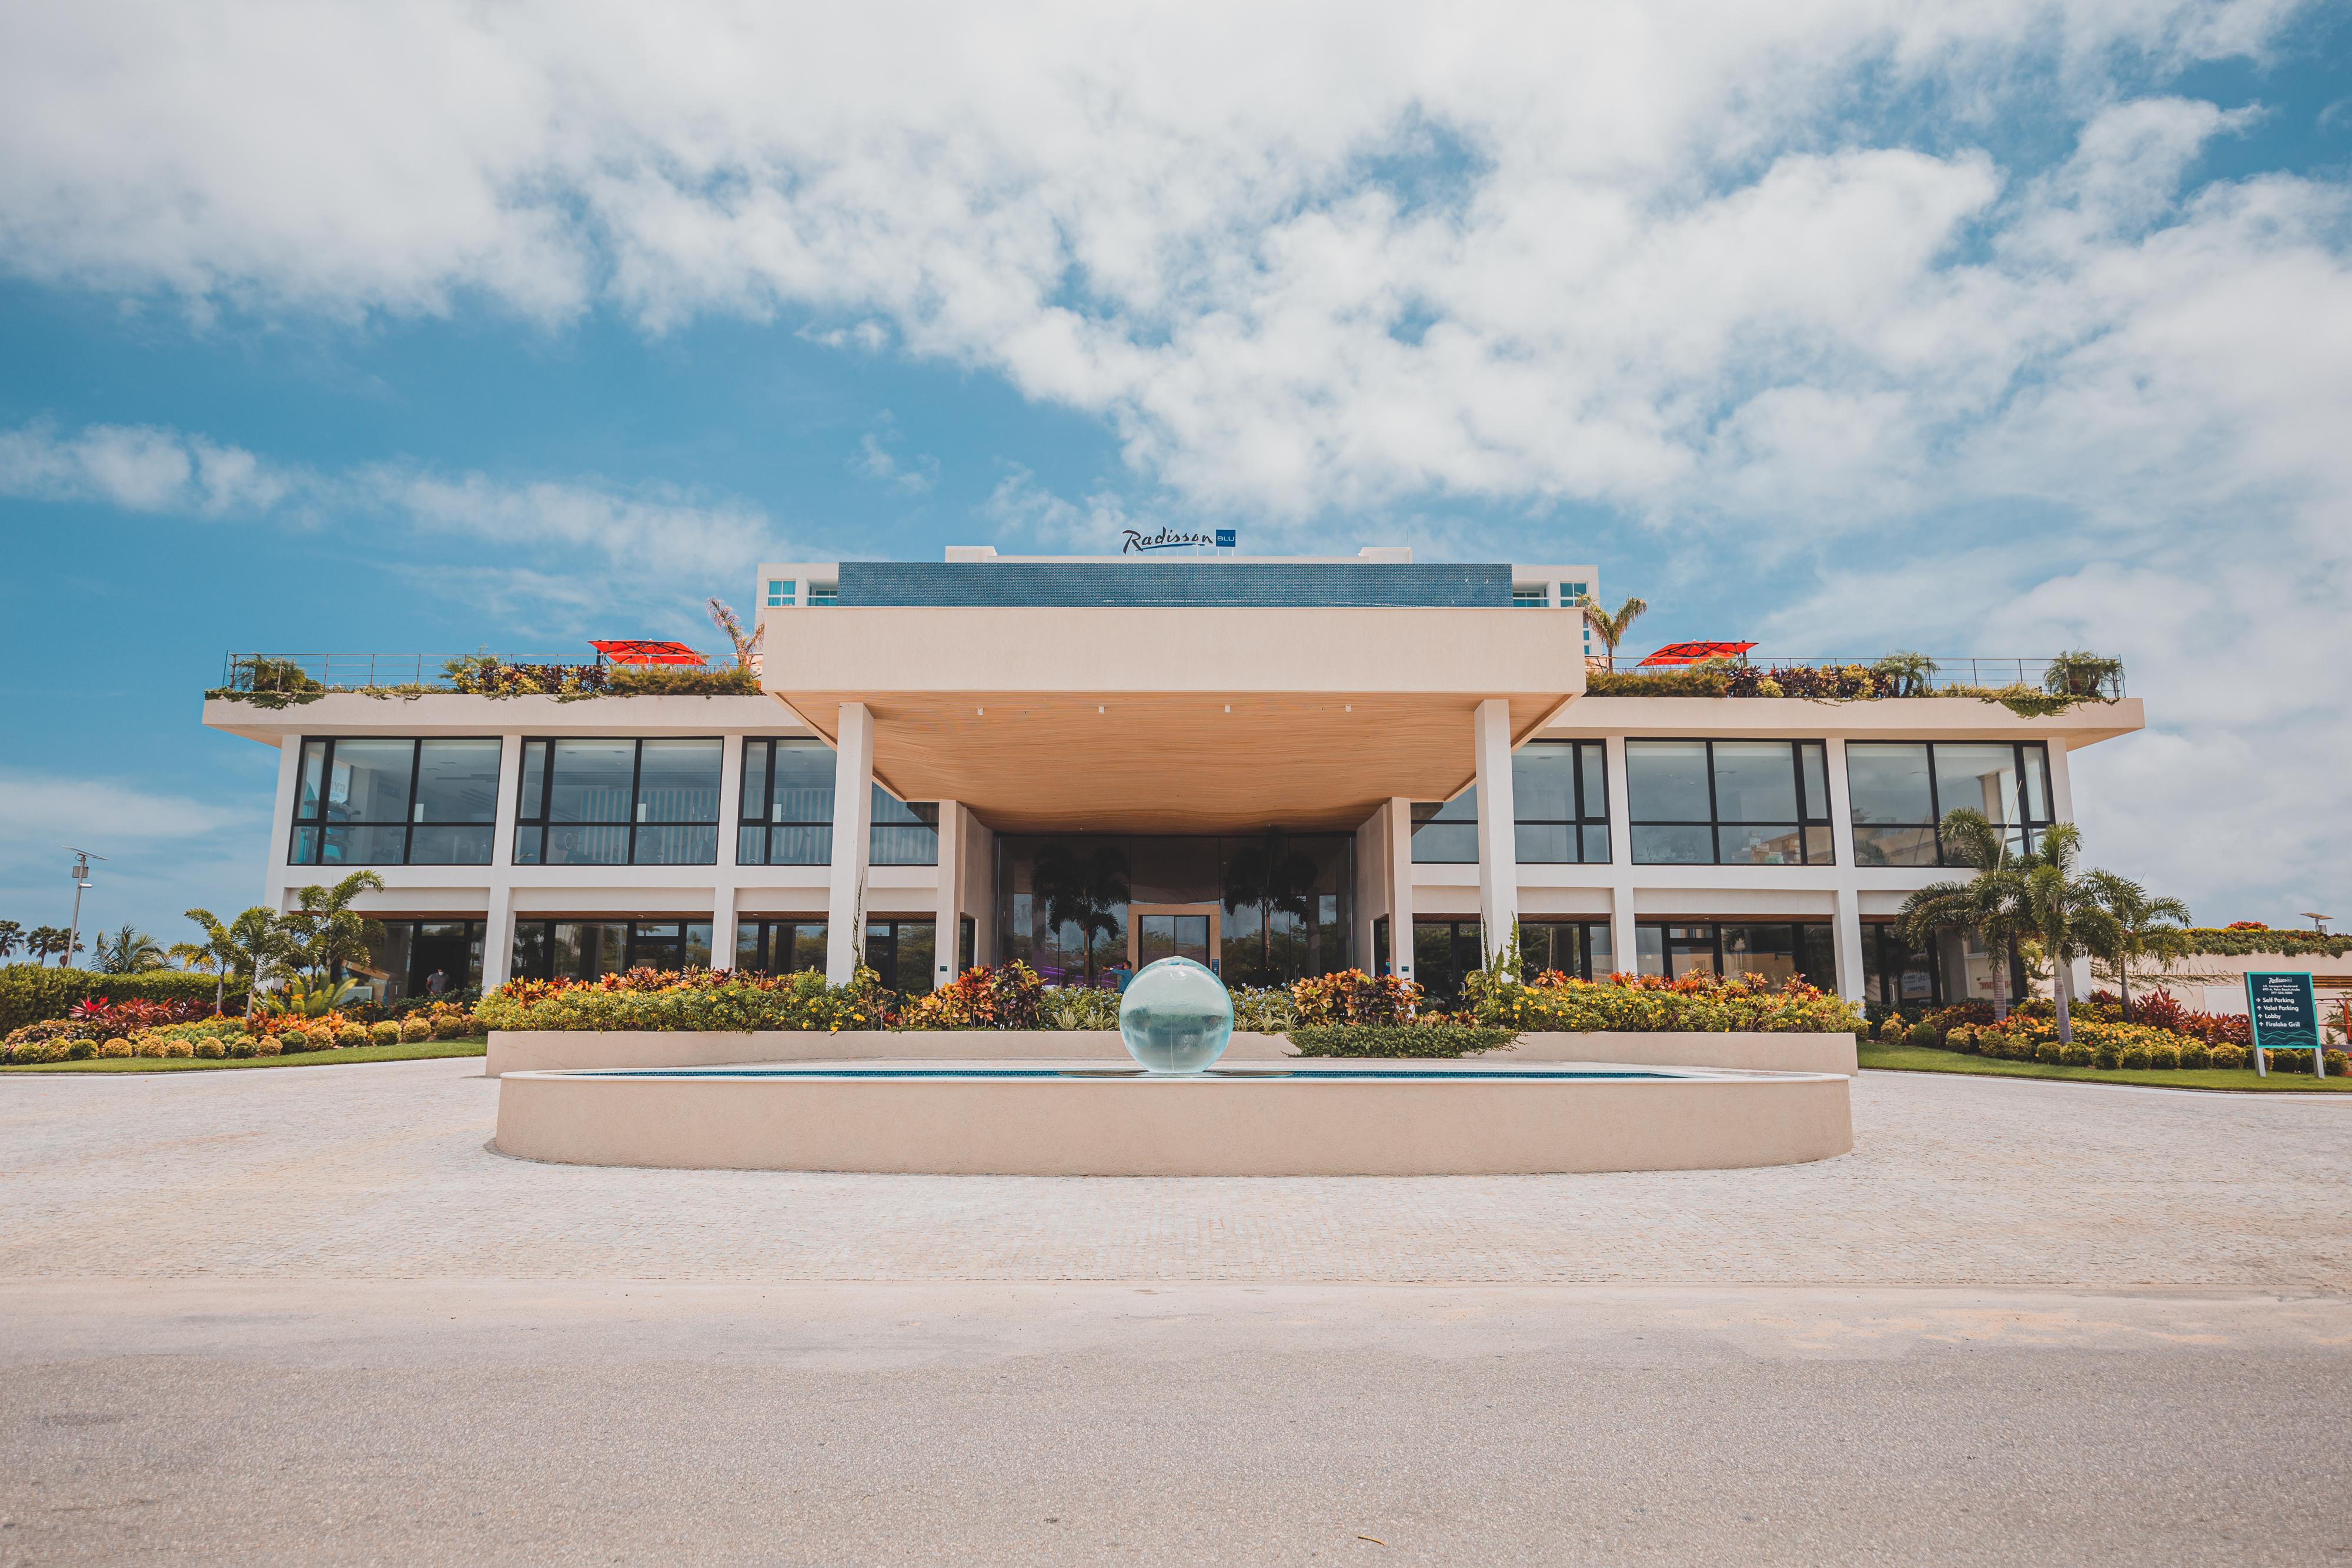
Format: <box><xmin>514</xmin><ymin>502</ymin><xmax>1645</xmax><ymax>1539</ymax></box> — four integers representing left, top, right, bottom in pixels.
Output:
<box><xmin>765</xmin><ymin>605</ymin><xmax>1585</xmax><ymax>833</ymax></box>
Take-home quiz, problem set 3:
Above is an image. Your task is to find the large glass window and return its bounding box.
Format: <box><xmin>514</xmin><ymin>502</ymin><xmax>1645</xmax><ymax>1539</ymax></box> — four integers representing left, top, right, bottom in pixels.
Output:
<box><xmin>736</xmin><ymin>918</ymin><xmax>828</xmax><ymax>975</ymax></box>
<box><xmin>511</xmin><ymin>918</ymin><xmax>714</xmax><ymax>979</ymax></box>
<box><xmin>1517</xmin><ymin>920</ymin><xmax>1613</xmax><ymax>981</ymax></box>
<box><xmin>513</xmin><ymin>738</ymin><xmax>721</xmax><ymax>865</ymax></box>
<box><xmin>1860</xmin><ymin>920</ymin><xmax>2027</xmax><ymax>1010</ymax></box>
<box><xmin>1410</xmin><ymin>794</ymin><xmax>1479</xmax><ymax>862</ymax></box>
<box><xmin>333</xmin><ymin>918</ymin><xmax>485</xmax><ymax>1002</ymax></box>
<box><xmin>995</xmin><ymin>833</ymin><xmax>1352</xmax><ymax>988</ymax></box>
<box><xmin>1627</xmin><ymin>740</ymin><xmax>1833</xmax><ymax>865</ymax></box>
<box><xmin>870</xmin><ymin>788</ymin><xmax>940</xmax><ymax>866</ymax></box>
<box><xmin>737</xmin><ymin>740</ymin><xmax>834</xmax><ymax>865</ymax></box>
<box><xmin>1413</xmin><ymin>920</ymin><xmax>1485</xmax><ymax>1003</ymax></box>
<box><xmin>1512</xmin><ymin>741</ymin><xmax>1611</xmax><ymax>863</ymax></box>
<box><xmin>1846</xmin><ymin>741</ymin><xmax>2055</xmax><ymax>865</ymax></box>
<box><xmin>865</xmin><ymin>919</ymin><xmax>936</xmax><ymax>994</ymax></box>
<box><xmin>289</xmin><ymin>737</ymin><xmax>500</xmax><ymax>865</ymax></box>
<box><xmin>1633</xmin><ymin>921</ymin><xmax>1836</xmax><ymax>989</ymax></box>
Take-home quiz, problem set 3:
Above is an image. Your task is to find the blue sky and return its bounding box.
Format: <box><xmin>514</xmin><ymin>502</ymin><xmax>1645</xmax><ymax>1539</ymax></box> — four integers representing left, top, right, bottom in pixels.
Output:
<box><xmin>2</xmin><ymin>0</ymin><xmax>2348</xmax><ymax>951</ymax></box>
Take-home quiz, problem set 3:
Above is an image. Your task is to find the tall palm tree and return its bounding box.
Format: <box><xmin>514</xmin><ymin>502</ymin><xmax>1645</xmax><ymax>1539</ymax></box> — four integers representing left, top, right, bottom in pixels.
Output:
<box><xmin>2083</xmin><ymin>872</ymin><xmax>2191</xmax><ymax>1019</ymax></box>
<box><xmin>277</xmin><ymin>871</ymin><xmax>386</xmax><ymax>985</ymax></box>
<box><xmin>1032</xmin><ymin>842</ymin><xmax>1130</xmax><ymax>985</ymax></box>
<box><xmin>28</xmin><ymin>925</ymin><xmax>79</xmax><ymax>966</ymax></box>
<box><xmin>94</xmin><ymin>924</ymin><xmax>169</xmax><ymax>974</ymax></box>
<box><xmin>0</xmin><ymin>920</ymin><xmax>22</xmax><ymax>961</ymax></box>
<box><xmin>174</xmin><ymin>906</ymin><xmax>284</xmax><ymax>1015</ymax></box>
<box><xmin>1572</xmin><ymin>593</ymin><xmax>1649</xmax><ymax>668</ymax></box>
<box><xmin>2017</xmin><ymin>823</ymin><xmax>2119</xmax><ymax>1045</ymax></box>
<box><xmin>1898</xmin><ymin>808</ymin><xmax>2033</xmax><ymax>1021</ymax></box>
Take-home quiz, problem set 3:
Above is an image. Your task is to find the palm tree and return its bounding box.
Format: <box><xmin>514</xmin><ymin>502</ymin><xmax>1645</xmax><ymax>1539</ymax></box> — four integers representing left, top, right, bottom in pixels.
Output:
<box><xmin>0</xmin><ymin>920</ymin><xmax>21</xmax><ymax>961</ymax></box>
<box><xmin>1898</xmin><ymin>809</ymin><xmax>2033</xmax><ymax>1021</ymax></box>
<box><xmin>707</xmin><ymin>598</ymin><xmax>764</xmax><ymax>676</ymax></box>
<box><xmin>1222</xmin><ymin>827</ymin><xmax>1323</xmax><ymax>975</ymax></box>
<box><xmin>278</xmin><ymin>871</ymin><xmax>387</xmax><ymax>985</ymax></box>
<box><xmin>1572</xmin><ymin>593</ymin><xmax>1649</xmax><ymax>668</ymax></box>
<box><xmin>1032</xmin><ymin>841</ymin><xmax>1130</xmax><ymax>985</ymax></box>
<box><xmin>2017</xmin><ymin>823</ymin><xmax>2119</xmax><ymax>1045</ymax></box>
<box><xmin>175</xmin><ymin>906</ymin><xmax>284</xmax><ymax>1015</ymax></box>
<box><xmin>2083</xmin><ymin>872</ymin><xmax>2190</xmax><ymax>1021</ymax></box>
<box><xmin>28</xmin><ymin>925</ymin><xmax>79</xmax><ymax>967</ymax></box>
<box><xmin>93</xmin><ymin>924</ymin><xmax>169</xmax><ymax>974</ymax></box>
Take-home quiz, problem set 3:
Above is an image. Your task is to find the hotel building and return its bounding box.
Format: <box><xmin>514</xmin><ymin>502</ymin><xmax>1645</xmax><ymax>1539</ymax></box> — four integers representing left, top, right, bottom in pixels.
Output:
<box><xmin>202</xmin><ymin>547</ymin><xmax>2143</xmax><ymax>1009</ymax></box>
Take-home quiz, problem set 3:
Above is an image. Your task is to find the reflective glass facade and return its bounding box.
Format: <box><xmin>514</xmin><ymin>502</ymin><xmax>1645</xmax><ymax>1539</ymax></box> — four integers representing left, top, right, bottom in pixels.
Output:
<box><xmin>290</xmin><ymin>737</ymin><xmax>500</xmax><ymax>865</ymax></box>
<box><xmin>1846</xmin><ymin>741</ymin><xmax>2054</xmax><ymax>865</ymax></box>
<box><xmin>1412</xmin><ymin>741</ymin><xmax>1609</xmax><ymax>864</ymax></box>
<box><xmin>511</xmin><ymin>918</ymin><xmax>714</xmax><ymax>979</ymax></box>
<box><xmin>996</xmin><ymin>833</ymin><xmax>1350</xmax><ymax>988</ymax></box>
<box><xmin>1626</xmin><ymin>740</ymin><xmax>1833</xmax><ymax>865</ymax></box>
<box><xmin>513</xmin><ymin>738</ymin><xmax>723</xmax><ymax>865</ymax></box>
<box><xmin>1633</xmin><ymin>921</ymin><xmax>1836</xmax><ymax>989</ymax></box>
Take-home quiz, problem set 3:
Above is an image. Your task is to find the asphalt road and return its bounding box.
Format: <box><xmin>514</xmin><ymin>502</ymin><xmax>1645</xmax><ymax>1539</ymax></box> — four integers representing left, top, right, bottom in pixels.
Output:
<box><xmin>5</xmin><ymin>1281</ymin><xmax>2347</xmax><ymax>1566</ymax></box>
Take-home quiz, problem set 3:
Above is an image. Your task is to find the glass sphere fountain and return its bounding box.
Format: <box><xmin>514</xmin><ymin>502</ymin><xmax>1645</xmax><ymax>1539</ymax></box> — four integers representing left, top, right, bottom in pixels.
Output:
<box><xmin>1118</xmin><ymin>957</ymin><xmax>1234</xmax><ymax>1073</ymax></box>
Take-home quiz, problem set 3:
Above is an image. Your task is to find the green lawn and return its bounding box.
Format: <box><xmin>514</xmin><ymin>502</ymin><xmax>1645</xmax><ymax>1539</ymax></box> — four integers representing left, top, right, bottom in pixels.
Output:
<box><xmin>0</xmin><ymin>1038</ymin><xmax>487</xmax><ymax>1075</ymax></box>
<box><xmin>1859</xmin><ymin>1042</ymin><xmax>2352</xmax><ymax>1093</ymax></box>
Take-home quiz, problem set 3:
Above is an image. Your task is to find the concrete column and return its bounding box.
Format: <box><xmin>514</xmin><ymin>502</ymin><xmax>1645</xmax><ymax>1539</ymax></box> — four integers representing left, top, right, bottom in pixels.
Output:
<box><xmin>1605</xmin><ymin>736</ymin><xmax>1638</xmax><ymax>977</ymax></box>
<box><xmin>711</xmin><ymin>734</ymin><xmax>744</xmax><ymax>971</ymax></box>
<box><xmin>478</xmin><ymin>733</ymin><xmax>526</xmax><ymax>989</ymax></box>
<box><xmin>1386</xmin><ymin>796</ymin><xmax>1415</xmax><ymax>981</ymax></box>
<box><xmin>482</xmin><ymin>884</ymin><xmax>514</xmax><ymax>990</ymax></box>
<box><xmin>1472</xmin><ymin>698</ymin><xmax>1519</xmax><ymax>967</ymax></box>
<box><xmin>265</xmin><ymin>735</ymin><xmax>304</xmax><ymax>911</ymax></box>
<box><xmin>824</xmin><ymin>703</ymin><xmax>876</xmax><ymax>982</ymax></box>
<box><xmin>933</xmin><ymin>801</ymin><xmax>964</xmax><ymax>985</ymax></box>
<box><xmin>1823</xmin><ymin>737</ymin><xmax>1866</xmax><ymax>1001</ymax></box>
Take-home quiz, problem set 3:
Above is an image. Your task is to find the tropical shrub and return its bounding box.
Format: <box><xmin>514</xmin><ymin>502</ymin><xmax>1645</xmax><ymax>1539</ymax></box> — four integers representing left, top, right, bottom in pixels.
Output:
<box><xmin>1290</xmin><ymin>1022</ymin><xmax>1518</xmax><ymax>1058</ymax></box>
<box><xmin>2093</xmin><ymin>1042</ymin><xmax>2120</xmax><ymax>1069</ymax></box>
<box><xmin>303</xmin><ymin>1025</ymin><xmax>337</xmax><ymax>1051</ymax></box>
<box><xmin>0</xmin><ymin>968</ymin><xmax>238</xmax><ymax>1036</ymax></box>
<box><xmin>226</xmin><ymin>1036</ymin><xmax>256</xmax><ymax>1058</ymax></box>
<box><xmin>2178</xmin><ymin>1042</ymin><xmax>2211</xmax><ymax>1069</ymax></box>
<box><xmin>338</xmin><ymin>1022</ymin><xmax>370</xmax><ymax>1048</ymax></box>
<box><xmin>1465</xmin><ymin>969</ymin><xmax>1866</xmax><ymax>1035</ymax></box>
<box><xmin>2033</xmin><ymin>1041</ymin><xmax>2065</xmax><ymax>1065</ymax></box>
<box><xmin>1291</xmin><ymin>970</ymin><xmax>1423</xmax><ymax>1026</ymax></box>
<box><xmin>400</xmin><ymin>1015</ymin><xmax>434</xmax><ymax>1042</ymax></box>
<box><xmin>255</xmin><ymin>1036</ymin><xmax>282</xmax><ymax>1057</ymax></box>
<box><xmin>899</xmin><ymin>963</ymin><xmax>1045</xmax><ymax>1030</ymax></box>
<box><xmin>2146</xmin><ymin>1043</ymin><xmax>2180</xmax><ymax>1070</ymax></box>
<box><xmin>2059</xmin><ymin>1042</ymin><xmax>2094</xmax><ymax>1066</ymax></box>
<box><xmin>1230</xmin><ymin>986</ymin><xmax>1299</xmax><ymax>1033</ymax></box>
<box><xmin>1043</xmin><ymin>986</ymin><xmax>1121</xmax><ymax>1031</ymax></box>
<box><xmin>477</xmin><ymin>967</ymin><xmax>894</xmax><ymax>1033</ymax></box>
<box><xmin>194</xmin><ymin>1038</ymin><xmax>225</xmax><ymax>1059</ymax></box>
<box><xmin>163</xmin><ymin>1040</ymin><xmax>193</xmax><ymax>1059</ymax></box>
<box><xmin>1906</xmin><ymin>1019</ymin><xmax>1941</xmax><ymax>1048</ymax></box>
<box><xmin>135</xmin><ymin>1035</ymin><xmax>168</xmax><ymax>1058</ymax></box>
<box><xmin>369</xmin><ymin>1020</ymin><xmax>400</xmax><ymax>1046</ymax></box>
<box><xmin>101</xmin><ymin>1037</ymin><xmax>132</xmax><ymax>1058</ymax></box>
<box><xmin>2120</xmin><ymin>1043</ymin><xmax>2150</xmax><ymax>1069</ymax></box>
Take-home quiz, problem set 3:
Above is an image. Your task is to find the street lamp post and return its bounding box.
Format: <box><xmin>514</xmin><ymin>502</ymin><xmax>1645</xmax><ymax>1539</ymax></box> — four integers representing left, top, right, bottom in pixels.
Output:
<box><xmin>64</xmin><ymin>847</ymin><xmax>106</xmax><ymax>971</ymax></box>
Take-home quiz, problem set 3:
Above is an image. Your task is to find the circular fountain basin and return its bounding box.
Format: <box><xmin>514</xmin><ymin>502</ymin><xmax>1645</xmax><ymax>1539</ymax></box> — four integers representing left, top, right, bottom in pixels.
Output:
<box><xmin>493</xmin><ymin>1061</ymin><xmax>1852</xmax><ymax>1176</ymax></box>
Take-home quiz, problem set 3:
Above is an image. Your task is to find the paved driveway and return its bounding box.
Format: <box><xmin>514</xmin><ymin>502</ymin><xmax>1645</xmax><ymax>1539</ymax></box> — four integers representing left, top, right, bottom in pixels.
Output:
<box><xmin>1</xmin><ymin>1058</ymin><xmax>2346</xmax><ymax>1285</ymax></box>
<box><xmin>4</xmin><ymin>1061</ymin><xmax>2347</xmax><ymax>1565</ymax></box>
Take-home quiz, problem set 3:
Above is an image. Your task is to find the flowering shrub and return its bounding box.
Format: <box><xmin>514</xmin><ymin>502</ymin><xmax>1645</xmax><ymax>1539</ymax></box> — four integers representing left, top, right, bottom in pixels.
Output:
<box><xmin>1291</xmin><ymin>970</ymin><xmax>1424</xmax><ymax>1026</ymax></box>
<box><xmin>900</xmin><ymin>963</ymin><xmax>1044</xmax><ymax>1030</ymax></box>
<box><xmin>2080</xmin><ymin>989</ymin><xmax>2251</xmax><ymax>1047</ymax></box>
<box><xmin>1043</xmin><ymin>986</ymin><xmax>1122</xmax><ymax>1030</ymax></box>
<box><xmin>1465</xmin><ymin>969</ymin><xmax>1866</xmax><ymax>1035</ymax></box>
<box><xmin>1925</xmin><ymin>1014</ymin><xmax>2321</xmax><ymax>1074</ymax></box>
<box><xmin>477</xmin><ymin>967</ymin><xmax>895</xmax><ymax>1032</ymax></box>
<box><xmin>1291</xmin><ymin>1022</ymin><xmax>1517</xmax><ymax>1058</ymax></box>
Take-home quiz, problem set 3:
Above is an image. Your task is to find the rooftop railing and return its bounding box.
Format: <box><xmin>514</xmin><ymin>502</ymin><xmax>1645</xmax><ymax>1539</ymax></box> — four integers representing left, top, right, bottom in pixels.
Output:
<box><xmin>216</xmin><ymin>652</ymin><xmax>597</xmax><ymax>691</ymax></box>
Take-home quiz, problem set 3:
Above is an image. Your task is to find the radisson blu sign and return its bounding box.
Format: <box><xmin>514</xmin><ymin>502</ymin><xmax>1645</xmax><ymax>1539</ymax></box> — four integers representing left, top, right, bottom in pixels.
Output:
<box><xmin>1121</xmin><ymin>527</ymin><xmax>1237</xmax><ymax>553</ymax></box>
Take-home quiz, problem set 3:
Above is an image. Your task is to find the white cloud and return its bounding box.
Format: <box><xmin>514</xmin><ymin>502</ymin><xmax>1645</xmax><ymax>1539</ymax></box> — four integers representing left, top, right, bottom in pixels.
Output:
<box><xmin>854</xmin><ymin>419</ymin><xmax>938</xmax><ymax>494</ymax></box>
<box><xmin>0</xmin><ymin>770</ymin><xmax>239</xmax><ymax>848</ymax></box>
<box><xmin>2</xmin><ymin>0</ymin><xmax>2347</xmax><ymax>914</ymax></box>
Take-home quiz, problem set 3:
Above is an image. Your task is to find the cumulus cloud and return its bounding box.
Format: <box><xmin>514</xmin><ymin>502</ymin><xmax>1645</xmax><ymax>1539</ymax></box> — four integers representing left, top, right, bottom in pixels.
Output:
<box><xmin>1</xmin><ymin>0</ymin><xmax>2346</xmax><ymax>912</ymax></box>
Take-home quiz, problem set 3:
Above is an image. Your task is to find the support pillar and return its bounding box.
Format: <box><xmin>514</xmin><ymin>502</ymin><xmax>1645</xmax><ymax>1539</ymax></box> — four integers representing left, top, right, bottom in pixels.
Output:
<box><xmin>1386</xmin><ymin>796</ymin><xmax>1415</xmax><ymax>981</ymax></box>
<box><xmin>1472</xmin><ymin>698</ymin><xmax>1519</xmax><ymax>967</ymax></box>
<box><xmin>1824</xmin><ymin>737</ymin><xmax>1866</xmax><ymax>1002</ymax></box>
<box><xmin>824</xmin><ymin>703</ymin><xmax>875</xmax><ymax>982</ymax></box>
<box><xmin>711</xmin><ymin>734</ymin><xmax>744</xmax><ymax>972</ymax></box>
<box><xmin>933</xmin><ymin>801</ymin><xmax>963</xmax><ymax>986</ymax></box>
<box><xmin>479</xmin><ymin>733</ymin><xmax>526</xmax><ymax>990</ymax></box>
<box><xmin>1605</xmin><ymin>737</ymin><xmax>1637</xmax><ymax>977</ymax></box>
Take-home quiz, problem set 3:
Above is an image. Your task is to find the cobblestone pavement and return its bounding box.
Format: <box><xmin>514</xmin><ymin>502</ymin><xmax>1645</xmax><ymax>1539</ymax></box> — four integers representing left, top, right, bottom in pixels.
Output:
<box><xmin>2</xmin><ymin>1059</ymin><xmax>2347</xmax><ymax>1285</ymax></box>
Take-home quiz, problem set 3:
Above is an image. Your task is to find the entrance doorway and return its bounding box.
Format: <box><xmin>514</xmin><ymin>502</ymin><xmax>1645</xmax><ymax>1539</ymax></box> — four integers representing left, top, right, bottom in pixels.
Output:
<box><xmin>1129</xmin><ymin>902</ymin><xmax>1221</xmax><ymax>974</ymax></box>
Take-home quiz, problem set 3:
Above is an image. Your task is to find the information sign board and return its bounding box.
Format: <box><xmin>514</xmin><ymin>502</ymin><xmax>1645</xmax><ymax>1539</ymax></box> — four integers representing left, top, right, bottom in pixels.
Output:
<box><xmin>2244</xmin><ymin>971</ymin><xmax>2323</xmax><ymax>1078</ymax></box>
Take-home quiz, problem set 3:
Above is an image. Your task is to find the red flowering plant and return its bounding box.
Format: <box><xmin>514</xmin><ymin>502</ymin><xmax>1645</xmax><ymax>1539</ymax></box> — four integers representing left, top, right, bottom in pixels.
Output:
<box><xmin>65</xmin><ymin>997</ymin><xmax>212</xmax><ymax>1035</ymax></box>
<box><xmin>900</xmin><ymin>962</ymin><xmax>1045</xmax><ymax>1030</ymax></box>
<box><xmin>1290</xmin><ymin>969</ymin><xmax>1424</xmax><ymax>1025</ymax></box>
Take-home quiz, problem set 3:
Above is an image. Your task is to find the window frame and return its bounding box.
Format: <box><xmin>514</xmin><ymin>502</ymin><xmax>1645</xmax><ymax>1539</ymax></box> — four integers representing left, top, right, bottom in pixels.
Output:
<box><xmin>1511</xmin><ymin>739</ymin><xmax>1612</xmax><ymax>864</ymax></box>
<box><xmin>1845</xmin><ymin>740</ymin><xmax>2057</xmax><ymax>867</ymax></box>
<box><xmin>1634</xmin><ymin>920</ymin><xmax>1838</xmax><ymax>989</ymax></box>
<box><xmin>1626</xmin><ymin>738</ymin><xmax>1835</xmax><ymax>866</ymax></box>
<box><xmin>510</xmin><ymin>917</ymin><xmax>716</xmax><ymax>979</ymax></box>
<box><xmin>288</xmin><ymin>735</ymin><xmax>502</xmax><ymax>867</ymax></box>
<box><xmin>511</xmin><ymin>736</ymin><xmax>724</xmax><ymax>867</ymax></box>
<box><xmin>736</xmin><ymin>737</ymin><xmax>837</xmax><ymax>866</ymax></box>
<box><xmin>734</xmin><ymin>917</ymin><xmax>830</xmax><ymax>975</ymax></box>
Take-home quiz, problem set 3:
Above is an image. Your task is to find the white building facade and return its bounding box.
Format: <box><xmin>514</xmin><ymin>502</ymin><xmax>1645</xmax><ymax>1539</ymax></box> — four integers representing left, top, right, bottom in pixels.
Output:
<box><xmin>203</xmin><ymin>548</ymin><xmax>2141</xmax><ymax>1010</ymax></box>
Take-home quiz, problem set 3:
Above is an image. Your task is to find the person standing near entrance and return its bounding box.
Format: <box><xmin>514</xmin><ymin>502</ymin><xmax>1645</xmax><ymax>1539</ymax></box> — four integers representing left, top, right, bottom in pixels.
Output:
<box><xmin>426</xmin><ymin>967</ymin><xmax>449</xmax><ymax>997</ymax></box>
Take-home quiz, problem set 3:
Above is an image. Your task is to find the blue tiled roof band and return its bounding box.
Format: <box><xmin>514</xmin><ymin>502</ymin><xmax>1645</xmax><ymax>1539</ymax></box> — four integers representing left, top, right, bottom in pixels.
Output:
<box><xmin>837</xmin><ymin>561</ymin><xmax>1514</xmax><ymax>608</ymax></box>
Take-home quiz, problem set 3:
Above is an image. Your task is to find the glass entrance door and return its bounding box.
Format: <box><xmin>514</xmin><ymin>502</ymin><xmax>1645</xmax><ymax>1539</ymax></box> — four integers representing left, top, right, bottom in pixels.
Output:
<box><xmin>1128</xmin><ymin>902</ymin><xmax>1221</xmax><ymax>975</ymax></box>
